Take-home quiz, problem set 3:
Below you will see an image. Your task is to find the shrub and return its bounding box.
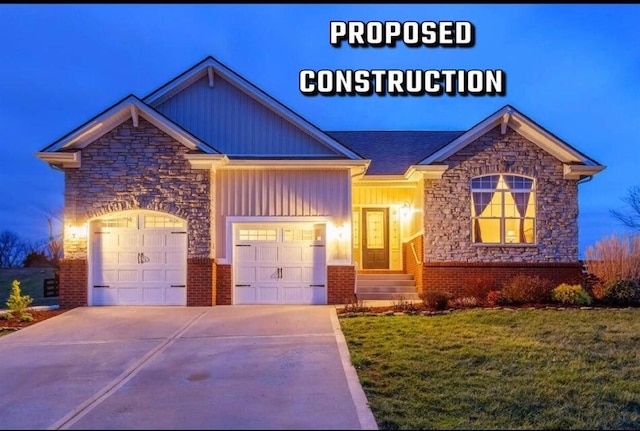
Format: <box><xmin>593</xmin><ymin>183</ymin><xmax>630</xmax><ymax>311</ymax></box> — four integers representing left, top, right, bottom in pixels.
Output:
<box><xmin>462</xmin><ymin>276</ymin><xmax>496</xmax><ymax>302</ymax></box>
<box><xmin>453</xmin><ymin>296</ymin><xmax>479</xmax><ymax>308</ymax></box>
<box><xmin>342</xmin><ymin>295</ymin><xmax>369</xmax><ymax>313</ymax></box>
<box><xmin>600</xmin><ymin>280</ymin><xmax>640</xmax><ymax>306</ymax></box>
<box><xmin>391</xmin><ymin>295</ymin><xmax>419</xmax><ymax>313</ymax></box>
<box><xmin>501</xmin><ymin>273</ymin><xmax>554</xmax><ymax>304</ymax></box>
<box><xmin>584</xmin><ymin>235</ymin><xmax>640</xmax><ymax>294</ymax></box>
<box><xmin>5</xmin><ymin>280</ymin><xmax>33</xmax><ymax>321</ymax></box>
<box><xmin>420</xmin><ymin>290</ymin><xmax>453</xmax><ymax>311</ymax></box>
<box><xmin>485</xmin><ymin>290</ymin><xmax>505</xmax><ymax>306</ymax></box>
<box><xmin>551</xmin><ymin>284</ymin><xmax>592</xmax><ymax>306</ymax></box>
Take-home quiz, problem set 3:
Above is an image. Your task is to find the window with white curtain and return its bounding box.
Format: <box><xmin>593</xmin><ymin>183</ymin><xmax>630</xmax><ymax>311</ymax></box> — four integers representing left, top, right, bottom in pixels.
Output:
<box><xmin>471</xmin><ymin>174</ymin><xmax>536</xmax><ymax>244</ymax></box>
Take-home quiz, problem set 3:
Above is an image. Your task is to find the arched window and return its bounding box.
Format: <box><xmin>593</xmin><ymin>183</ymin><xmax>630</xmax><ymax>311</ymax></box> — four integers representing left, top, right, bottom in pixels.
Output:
<box><xmin>470</xmin><ymin>174</ymin><xmax>535</xmax><ymax>244</ymax></box>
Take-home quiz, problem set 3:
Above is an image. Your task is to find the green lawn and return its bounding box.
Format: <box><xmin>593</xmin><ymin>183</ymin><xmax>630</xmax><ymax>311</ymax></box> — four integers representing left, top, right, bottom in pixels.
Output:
<box><xmin>339</xmin><ymin>309</ymin><xmax>640</xmax><ymax>430</ymax></box>
<box><xmin>0</xmin><ymin>267</ymin><xmax>58</xmax><ymax>308</ymax></box>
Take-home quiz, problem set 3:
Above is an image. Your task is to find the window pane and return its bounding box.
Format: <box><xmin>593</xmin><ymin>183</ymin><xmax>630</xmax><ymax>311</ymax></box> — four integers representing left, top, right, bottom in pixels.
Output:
<box><xmin>473</xmin><ymin>218</ymin><xmax>501</xmax><ymax>243</ymax></box>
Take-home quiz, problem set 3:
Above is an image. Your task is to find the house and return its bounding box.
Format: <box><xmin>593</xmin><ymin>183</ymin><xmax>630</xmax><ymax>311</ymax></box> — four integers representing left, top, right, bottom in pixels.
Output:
<box><xmin>36</xmin><ymin>56</ymin><xmax>605</xmax><ymax>307</ymax></box>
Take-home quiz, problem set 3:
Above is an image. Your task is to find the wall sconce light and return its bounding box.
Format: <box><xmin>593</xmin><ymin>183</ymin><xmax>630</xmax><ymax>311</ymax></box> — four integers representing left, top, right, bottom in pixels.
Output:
<box><xmin>506</xmin><ymin>230</ymin><xmax>516</xmax><ymax>243</ymax></box>
<box><xmin>400</xmin><ymin>201</ymin><xmax>413</xmax><ymax>222</ymax></box>
<box><xmin>66</xmin><ymin>224</ymin><xmax>87</xmax><ymax>240</ymax></box>
<box><xmin>335</xmin><ymin>223</ymin><xmax>346</xmax><ymax>240</ymax></box>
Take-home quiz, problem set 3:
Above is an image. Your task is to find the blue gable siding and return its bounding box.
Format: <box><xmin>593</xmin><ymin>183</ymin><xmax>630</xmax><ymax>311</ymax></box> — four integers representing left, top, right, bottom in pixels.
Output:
<box><xmin>156</xmin><ymin>75</ymin><xmax>342</xmax><ymax>157</ymax></box>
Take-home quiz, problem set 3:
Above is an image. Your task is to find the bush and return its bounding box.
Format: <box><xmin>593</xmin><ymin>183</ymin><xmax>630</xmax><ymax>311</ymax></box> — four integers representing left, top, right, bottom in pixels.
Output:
<box><xmin>551</xmin><ymin>284</ymin><xmax>592</xmax><ymax>306</ymax></box>
<box><xmin>462</xmin><ymin>276</ymin><xmax>496</xmax><ymax>302</ymax></box>
<box><xmin>5</xmin><ymin>279</ymin><xmax>33</xmax><ymax>321</ymax></box>
<box><xmin>501</xmin><ymin>273</ymin><xmax>554</xmax><ymax>304</ymax></box>
<box><xmin>420</xmin><ymin>290</ymin><xmax>453</xmax><ymax>311</ymax></box>
<box><xmin>485</xmin><ymin>290</ymin><xmax>505</xmax><ymax>306</ymax></box>
<box><xmin>453</xmin><ymin>296</ymin><xmax>479</xmax><ymax>308</ymax></box>
<box><xmin>584</xmin><ymin>235</ymin><xmax>640</xmax><ymax>293</ymax></box>
<box><xmin>600</xmin><ymin>280</ymin><xmax>640</xmax><ymax>306</ymax></box>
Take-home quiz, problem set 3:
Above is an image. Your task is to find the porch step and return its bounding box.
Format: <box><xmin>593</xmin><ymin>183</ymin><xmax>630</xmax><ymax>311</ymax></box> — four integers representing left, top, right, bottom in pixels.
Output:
<box><xmin>355</xmin><ymin>273</ymin><xmax>420</xmax><ymax>300</ymax></box>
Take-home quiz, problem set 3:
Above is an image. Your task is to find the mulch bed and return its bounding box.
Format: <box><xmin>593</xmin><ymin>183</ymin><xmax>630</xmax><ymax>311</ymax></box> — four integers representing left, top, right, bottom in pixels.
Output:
<box><xmin>0</xmin><ymin>308</ymin><xmax>69</xmax><ymax>331</ymax></box>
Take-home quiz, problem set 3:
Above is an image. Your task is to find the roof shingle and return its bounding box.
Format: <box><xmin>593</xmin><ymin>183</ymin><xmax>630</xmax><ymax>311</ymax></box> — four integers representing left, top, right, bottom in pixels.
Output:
<box><xmin>325</xmin><ymin>131</ymin><xmax>464</xmax><ymax>175</ymax></box>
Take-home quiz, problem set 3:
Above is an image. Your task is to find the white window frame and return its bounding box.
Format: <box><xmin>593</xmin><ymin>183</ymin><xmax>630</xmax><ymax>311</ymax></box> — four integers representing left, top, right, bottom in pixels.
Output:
<box><xmin>470</xmin><ymin>173</ymin><xmax>537</xmax><ymax>246</ymax></box>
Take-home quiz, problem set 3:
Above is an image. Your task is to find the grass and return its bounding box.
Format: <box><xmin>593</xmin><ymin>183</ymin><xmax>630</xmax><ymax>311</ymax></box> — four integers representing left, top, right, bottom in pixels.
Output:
<box><xmin>0</xmin><ymin>267</ymin><xmax>58</xmax><ymax>308</ymax></box>
<box><xmin>339</xmin><ymin>309</ymin><xmax>640</xmax><ymax>430</ymax></box>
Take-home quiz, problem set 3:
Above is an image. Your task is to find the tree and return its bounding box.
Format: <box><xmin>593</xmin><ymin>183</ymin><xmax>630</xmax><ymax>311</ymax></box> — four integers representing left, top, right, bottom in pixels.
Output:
<box><xmin>23</xmin><ymin>250</ymin><xmax>51</xmax><ymax>268</ymax></box>
<box><xmin>0</xmin><ymin>230</ymin><xmax>29</xmax><ymax>268</ymax></box>
<box><xmin>45</xmin><ymin>209</ymin><xmax>63</xmax><ymax>268</ymax></box>
<box><xmin>611</xmin><ymin>185</ymin><xmax>640</xmax><ymax>232</ymax></box>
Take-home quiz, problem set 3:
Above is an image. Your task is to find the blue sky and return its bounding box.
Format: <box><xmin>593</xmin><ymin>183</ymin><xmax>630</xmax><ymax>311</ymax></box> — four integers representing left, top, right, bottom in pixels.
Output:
<box><xmin>1</xmin><ymin>4</ymin><xmax>638</xmax><ymax>256</ymax></box>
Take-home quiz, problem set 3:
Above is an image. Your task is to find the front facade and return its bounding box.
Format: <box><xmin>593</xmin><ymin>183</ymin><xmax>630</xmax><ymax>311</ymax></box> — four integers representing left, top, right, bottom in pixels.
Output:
<box><xmin>37</xmin><ymin>57</ymin><xmax>604</xmax><ymax>307</ymax></box>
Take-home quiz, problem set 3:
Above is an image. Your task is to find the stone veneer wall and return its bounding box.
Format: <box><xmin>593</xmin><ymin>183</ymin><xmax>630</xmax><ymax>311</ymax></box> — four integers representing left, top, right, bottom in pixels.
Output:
<box><xmin>64</xmin><ymin>118</ymin><xmax>211</xmax><ymax>259</ymax></box>
<box><xmin>423</xmin><ymin>126</ymin><xmax>578</xmax><ymax>263</ymax></box>
<box><xmin>61</xmin><ymin>118</ymin><xmax>213</xmax><ymax>306</ymax></box>
<box><xmin>403</xmin><ymin>235</ymin><xmax>424</xmax><ymax>294</ymax></box>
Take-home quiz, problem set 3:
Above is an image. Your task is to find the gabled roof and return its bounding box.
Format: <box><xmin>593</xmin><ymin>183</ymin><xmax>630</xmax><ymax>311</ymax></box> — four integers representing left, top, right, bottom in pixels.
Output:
<box><xmin>327</xmin><ymin>131</ymin><xmax>463</xmax><ymax>175</ymax></box>
<box><xmin>39</xmin><ymin>95</ymin><xmax>219</xmax><ymax>154</ymax></box>
<box><xmin>418</xmin><ymin>105</ymin><xmax>604</xmax><ymax>168</ymax></box>
<box><xmin>143</xmin><ymin>56</ymin><xmax>364</xmax><ymax>160</ymax></box>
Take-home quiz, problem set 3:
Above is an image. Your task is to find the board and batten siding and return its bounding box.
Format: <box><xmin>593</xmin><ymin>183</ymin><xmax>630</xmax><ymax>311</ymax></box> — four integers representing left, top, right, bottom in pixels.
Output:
<box><xmin>156</xmin><ymin>75</ymin><xmax>340</xmax><ymax>157</ymax></box>
<box><xmin>215</xmin><ymin>169</ymin><xmax>352</xmax><ymax>261</ymax></box>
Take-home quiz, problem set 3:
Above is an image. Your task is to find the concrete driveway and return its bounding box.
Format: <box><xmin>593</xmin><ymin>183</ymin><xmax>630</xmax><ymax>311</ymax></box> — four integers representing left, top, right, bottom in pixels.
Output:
<box><xmin>0</xmin><ymin>306</ymin><xmax>377</xmax><ymax>430</ymax></box>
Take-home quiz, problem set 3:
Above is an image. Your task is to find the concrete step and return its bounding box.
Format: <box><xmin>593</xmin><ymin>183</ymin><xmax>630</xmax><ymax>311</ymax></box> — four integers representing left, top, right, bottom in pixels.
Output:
<box><xmin>357</xmin><ymin>292</ymin><xmax>421</xmax><ymax>300</ymax></box>
<box><xmin>357</xmin><ymin>279</ymin><xmax>416</xmax><ymax>287</ymax></box>
<box><xmin>357</xmin><ymin>285</ymin><xmax>419</xmax><ymax>294</ymax></box>
<box><xmin>357</xmin><ymin>273</ymin><xmax>414</xmax><ymax>281</ymax></box>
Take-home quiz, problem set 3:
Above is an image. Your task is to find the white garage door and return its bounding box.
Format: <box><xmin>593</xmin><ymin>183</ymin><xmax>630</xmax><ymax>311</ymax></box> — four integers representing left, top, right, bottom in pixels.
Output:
<box><xmin>234</xmin><ymin>223</ymin><xmax>327</xmax><ymax>304</ymax></box>
<box><xmin>91</xmin><ymin>212</ymin><xmax>187</xmax><ymax>306</ymax></box>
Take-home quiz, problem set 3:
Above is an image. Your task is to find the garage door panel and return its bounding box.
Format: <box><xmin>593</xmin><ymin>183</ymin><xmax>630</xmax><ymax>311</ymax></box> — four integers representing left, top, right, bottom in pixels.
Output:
<box><xmin>144</xmin><ymin>251</ymin><xmax>165</xmax><ymax>265</ymax></box>
<box><xmin>165</xmin><ymin>287</ymin><xmax>186</xmax><ymax>305</ymax></box>
<box><xmin>166</xmin><ymin>270</ymin><xmax>184</xmax><ymax>283</ymax></box>
<box><xmin>257</xmin><ymin>286</ymin><xmax>279</xmax><ymax>303</ymax></box>
<box><xmin>117</xmin><ymin>287</ymin><xmax>140</xmax><ymax>304</ymax></box>
<box><xmin>279</xmin><ymin>246</ymin><xmax>302</xmax><ymax>262</ymax></box>
<box><xmin>119</xmin><ymin>234</ymin><xmax>140</xmax><ymax>248</ymax></box>
<box><xmin>142</xmin><ymin>233</ymin><xmax>166</xmax><ymax>247</ymax></box>
<box><xmin>166</xmin><ymin>233</ymin><xmax>186</xmax><ymax>247</ymax></box>
<box><xmin>258</xmin><ymin>246</ymin><xmax>278</xmax><ymax>262</ymax></box>
<box><xmin>281</xmin><ymin>267</ymin><xmax>302</xmax><ymax>282</ymax></box>
<box><xmin>93</xmin><ymin>287</ymin><xmax>117</xmax><ymax>305</ymax></box>
<box><xmin>259</xmin><ymin>266</ymin><xmax>280</xmax><ymax>282</ymax></box>
<box><xmin>118</xmin><ymin>252</ymin><xmax>139</xmax><ymax>265</ymax></box>
<box><xmin>142</xmin><ymin>288</ymin><xmax>164</xmax><ymax>304</ymax></box>
<box><xmin>117</xmin><ymin>270</ymin><xmax>138</xmax><ymax>282</ymax></box>
<box><xmin>142</xmin><ymin>269</ymin><xmax>163</xmax><ymax>282</ymax></box>
<box><xmin>236</xmin><ymin>266</ymin><xmax>257</xmax><ymax>283</ymax></box>
<box><xmin>236</xmin><ymin>246</ymin><xmax>257</xmax><ymax>262</ymax></box>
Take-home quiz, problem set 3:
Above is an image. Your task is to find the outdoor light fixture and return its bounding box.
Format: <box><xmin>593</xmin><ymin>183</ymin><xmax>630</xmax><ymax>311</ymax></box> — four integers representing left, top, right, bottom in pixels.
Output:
<box><xmin>66</xmin><ymin>224</ymin><xmax>87</xmax><ymax>240</ymax></box>
<box><xmin>400</xmin><ymin>201</ymin><xmax>413</xmax><ymax>222</ymax></box>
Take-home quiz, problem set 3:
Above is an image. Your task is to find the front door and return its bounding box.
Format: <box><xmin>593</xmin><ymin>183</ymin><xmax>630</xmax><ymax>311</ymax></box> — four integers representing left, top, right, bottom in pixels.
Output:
<box><xmin>362</xmin><ymin>208</ymin><xmax>389</xmax><ymax>269</ymax></box>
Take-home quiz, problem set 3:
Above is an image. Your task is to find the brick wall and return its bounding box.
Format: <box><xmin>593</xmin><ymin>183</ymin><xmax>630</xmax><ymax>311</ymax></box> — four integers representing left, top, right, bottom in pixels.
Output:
<box><xmin>422</xmin><ymin>262</ymin><xmax>585</xmax><ymax>297</ymax></box>
<box><xmin>403</xmin><ymin>235</ymin><xmax>424</xmax><ymax>294</ymax></box>
<box><xmin>216</xmin><ymin>264</ymin><xmax>232</xmax><ymax>305</ymax></box>
<box><xmin>58</xmin><ymin>259</ymin><xmax>87</xmax><ymax>308</ymax></box>
<box><xmin>187</xmin><ymin>258</ymin><xmax>216</xmax><ymax>306</ymax></box>
<box><xmin>328</xmin><ymin>265</ymin><xmax>356</xmax><ymax>304</ymax></box>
